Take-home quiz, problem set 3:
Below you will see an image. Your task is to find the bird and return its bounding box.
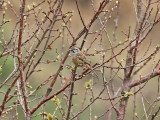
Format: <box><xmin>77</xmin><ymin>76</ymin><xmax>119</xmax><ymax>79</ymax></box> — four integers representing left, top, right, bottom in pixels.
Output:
<box><xmin>70</xmin><ymin>46</ymin><xmax>88</xmax><ymax>67</ymax></box>
<box><xmin>69</xmin><ymin>46</ymin><xmax>99</xmax><ymax>79</ymax></box>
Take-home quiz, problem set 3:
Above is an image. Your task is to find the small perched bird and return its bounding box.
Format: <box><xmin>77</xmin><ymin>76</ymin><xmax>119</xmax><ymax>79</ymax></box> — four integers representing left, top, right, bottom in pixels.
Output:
<box><xmin>69</xmin><ymin>46</ymin><xmax>98</xmax><ymax>79</ymax></box>
<box><xmin>70</xmin><ymin>46</ymin><xmax>88</xmax><ymax>67</ymax></box>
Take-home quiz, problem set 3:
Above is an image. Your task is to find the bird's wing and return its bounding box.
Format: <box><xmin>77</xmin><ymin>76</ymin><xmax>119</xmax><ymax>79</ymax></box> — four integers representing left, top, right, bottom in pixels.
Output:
<box><xmin>76</xmin><ymin>52</ymin><xmax>86</xmax><ymax>61</ymax></box>
<box><xmin>76</xmin><ymin>52</ymin><xmax>92</xmax><ymax>67</ymax></box>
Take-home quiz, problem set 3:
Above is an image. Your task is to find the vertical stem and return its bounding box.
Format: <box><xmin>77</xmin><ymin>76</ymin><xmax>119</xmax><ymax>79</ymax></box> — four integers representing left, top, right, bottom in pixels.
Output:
<box><xmin>18</xmin><ymin>0</ymin><xmax>30</xmax><ymax>119</ymax></box>
<box><xmin>117</xmin><ymin>0</ymin><xmax>143</xmax><ymax>120</ymax></box>
<box><xmin>66</xmin><ymin>67</ymin><xmax>77</xmax><ymax>120</ymax></box>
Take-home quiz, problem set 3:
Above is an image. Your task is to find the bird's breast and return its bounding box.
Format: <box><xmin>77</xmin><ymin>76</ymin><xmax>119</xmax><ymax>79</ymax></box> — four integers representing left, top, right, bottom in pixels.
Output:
<box><xmin>72</xmin><ymin>56</ymin><xmax>79</xmax><ymax>66</ymax></box>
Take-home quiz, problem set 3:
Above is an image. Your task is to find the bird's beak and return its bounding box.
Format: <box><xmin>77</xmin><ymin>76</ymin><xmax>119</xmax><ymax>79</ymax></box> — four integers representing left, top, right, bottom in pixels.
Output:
<box><xmin>69</xmin><ymin>48</ymin><xmax>73</xmax><ymax>51</ymax></box>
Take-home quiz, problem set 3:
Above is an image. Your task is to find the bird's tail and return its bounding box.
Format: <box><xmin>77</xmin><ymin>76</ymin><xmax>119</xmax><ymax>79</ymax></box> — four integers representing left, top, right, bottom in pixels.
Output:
<box><xmin>85</xmin><ymin>64</ymin><xmax>99</xmax><ymax>80</ymax></box>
